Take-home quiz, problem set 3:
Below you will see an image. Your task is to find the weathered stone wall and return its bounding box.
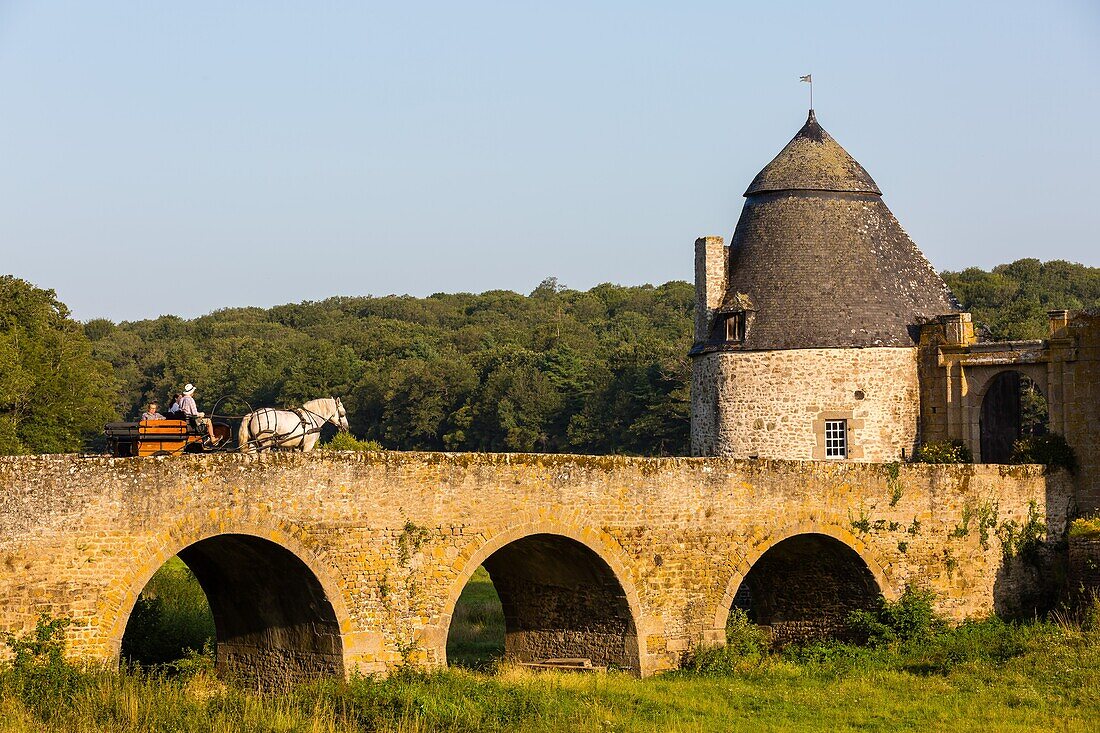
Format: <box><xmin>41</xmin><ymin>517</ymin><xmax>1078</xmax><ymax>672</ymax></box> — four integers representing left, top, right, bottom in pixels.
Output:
<box><xmin>690</xmin><ymin>353</ymin><xmax>720</xmax><ymax>456</ymax></box>
<box><xmin>482</xmin><ymin>534</ymin><xmax>638</xmax><ymax>669</ymax></box>
<box><xmin>694</xmin><ymin>347</ymin><xmax>920</xmax><ymax>462</ymax></box>
<box><xmin>177</xmin><ymin>534</ymin><xmax>344</xmax><ymax>686</ymax></box>
<box><xmin>0</xmin><ymin>452</ymin><xmax>1073</xmax><ymax>684</ymax></box>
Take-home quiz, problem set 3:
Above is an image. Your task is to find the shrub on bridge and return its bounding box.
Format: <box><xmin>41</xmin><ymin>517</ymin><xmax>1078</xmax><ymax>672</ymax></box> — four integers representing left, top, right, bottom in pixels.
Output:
<box><xmin>1010</xmin><ymin>432</ymin><xmax>1077</xmax><ymax>473</ymax></box>
<box><xmin>321</xmin><ymin>432</ymin><xmax>383</xmax><ymax>452</ymax></box>
<box><xmin>1069</xmin><ymin>516</ymin><xmax>1100</xmax><ymax>540</ymax></box>
<box><xmin>911</xmin><ymin>440</ymin><xmax>973</xmax><ymax>464</ymax></box>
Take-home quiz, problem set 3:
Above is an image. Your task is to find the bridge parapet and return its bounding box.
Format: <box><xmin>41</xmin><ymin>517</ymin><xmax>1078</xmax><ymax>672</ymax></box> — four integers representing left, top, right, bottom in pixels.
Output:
<box><xmin>0</xmin><ymin>451</ymin><xmax>1074</xmax><ymax>684</ymax></box>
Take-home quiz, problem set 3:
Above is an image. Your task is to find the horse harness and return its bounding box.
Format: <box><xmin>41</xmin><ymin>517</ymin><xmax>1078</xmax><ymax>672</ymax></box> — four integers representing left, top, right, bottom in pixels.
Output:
<box><xmin>247</xmin><ymin>406</ymin><xmax>328</xmax><ymax>451</ymax></box>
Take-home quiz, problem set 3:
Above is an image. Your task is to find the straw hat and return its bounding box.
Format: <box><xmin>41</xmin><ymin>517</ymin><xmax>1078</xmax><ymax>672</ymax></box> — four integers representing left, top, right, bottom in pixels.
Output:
<box><xmin>183</xmin><ymin>384</ymin><xmax>196</xmax><ymax>395</ymax></box>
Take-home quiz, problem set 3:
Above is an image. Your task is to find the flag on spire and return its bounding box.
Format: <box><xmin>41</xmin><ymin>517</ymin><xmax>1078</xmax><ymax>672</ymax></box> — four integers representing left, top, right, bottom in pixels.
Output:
<box><xmin>800</xmin><ymin>74</ymin><xmax>811</xmax><ymax>83</ymax></box>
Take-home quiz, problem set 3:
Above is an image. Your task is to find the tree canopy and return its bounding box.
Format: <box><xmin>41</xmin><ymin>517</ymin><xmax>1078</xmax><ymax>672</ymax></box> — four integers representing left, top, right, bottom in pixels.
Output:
<box><xmin>2</xmin><ymin>259</ymin><xmax>1097</xmax><ymax>456</ymax></box>
<box><xmin>942</xmin><ymin>259</ymin><xmax>1100</xmax><ymax>340</ymax></box>
<box><xmin>0</xmin><ymin>277</ymin><xmax>116</xmax><ymax>454</ymax></box>
<box><xmin>87</xmin><ymin>277</ymin><xmax>695</xmax><ymax>455</ymax></box>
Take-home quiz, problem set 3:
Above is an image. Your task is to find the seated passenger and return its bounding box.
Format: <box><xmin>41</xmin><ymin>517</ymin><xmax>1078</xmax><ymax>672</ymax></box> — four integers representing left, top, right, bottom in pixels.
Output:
<box><xmin>140</xmin><ymin>403</ymin><xmax>165</xmax><ymax>421</ymax></box>
<box><xmin>167</xmin><ymin>394</ymin><xmax>184</xmax><ymax>417</ymax></box>
<box><xmin>179</xmin><ymin>383</ymin><xmax>217</xmax><ymax>444</ymax></box>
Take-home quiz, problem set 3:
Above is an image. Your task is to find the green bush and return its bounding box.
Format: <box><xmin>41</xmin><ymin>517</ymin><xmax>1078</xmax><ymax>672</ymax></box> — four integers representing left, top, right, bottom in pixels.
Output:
<box><xmin>901</xmin><ymin>617</ymin><xmax>1055</xmax><ymax>674</ymax></box>
<box><xmin>1</xmin><ymin>614</ymin><xmax>85</xmax><ymax>722</ymax></box>
<box><xmin>912</xmin><ymin>440</ymin><xmax>973</xmax><ymax>464</ymax></box>
<box><xmin>724</xmin><ymin>607</ymin><xmax>770</xmax><ymax>654</ymax></box>
<box><xmin>322</xmin><ymin>432</ymin><xmax>383</xmax><ymax>452</ymax></box>
<box><xmin>682</xmin><ymin>608</ymin><xmax>770</xmax><ymax>674</ymax></box>
<box><xmin>681</xmin><ymin>643</ymin><xmax>748</xmax><ymax>675</ymax></box>
<box><xmin>848</xmin><ymin>586</ymin><xmax>946</xmax><ymax>646</ymax></box>
<box><xmin>1069</xmin><ymin>516</ymin><xmax>1100</xmax><ymax>540</ymax></box>
<box><xmin>3</xmin><ymin>614</ymin><xmax>69</xmax><ymax>670</ymax></box>
<box><xmin>1010</xmin><ymin>432</ymin><xmax>1077</xmax><ymax>473</ymax></box>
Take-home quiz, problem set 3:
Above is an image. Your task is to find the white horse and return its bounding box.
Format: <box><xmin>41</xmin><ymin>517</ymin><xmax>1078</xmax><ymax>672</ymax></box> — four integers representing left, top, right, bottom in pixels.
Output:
<box><xmin>238</xmin><ymin>397</ymin><xmax>349</xmax><ymax>454</ymax></box>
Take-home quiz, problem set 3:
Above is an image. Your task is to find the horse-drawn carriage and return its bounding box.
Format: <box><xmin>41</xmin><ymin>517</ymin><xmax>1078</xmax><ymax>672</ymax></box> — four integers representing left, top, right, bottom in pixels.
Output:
<box><xmin>103</xmin><ymin>417</ymin><xmax>234</xmax><ymax>457</ymax></box>
<box><xmin>104</xmin><ymin>397</ymin><xmax>348</xmax><ymax>457</ymax></box>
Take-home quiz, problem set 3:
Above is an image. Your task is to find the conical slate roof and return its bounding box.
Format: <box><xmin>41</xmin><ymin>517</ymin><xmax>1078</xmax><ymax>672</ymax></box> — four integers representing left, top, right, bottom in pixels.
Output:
<box><xmin>745</xmin><ymin>110</ymin><xmax>881</xmax><ymax>196</ymax></box>
<box><xmin>714</xmin><ymin>111</ymin><xmax>959</xmax><ymax>351</ymax></box>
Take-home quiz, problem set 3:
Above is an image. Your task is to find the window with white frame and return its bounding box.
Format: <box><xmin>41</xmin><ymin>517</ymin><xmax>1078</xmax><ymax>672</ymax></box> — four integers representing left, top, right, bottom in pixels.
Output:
<box><xmin>824</xmin><ymin>419</ymin><xmax>848</xmax><ymax>459</ymax></box>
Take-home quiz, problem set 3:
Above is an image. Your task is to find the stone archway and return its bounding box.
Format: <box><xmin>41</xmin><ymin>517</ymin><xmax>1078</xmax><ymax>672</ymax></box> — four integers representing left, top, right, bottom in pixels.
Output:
<box><xmin>112</xmin><ymin>531</ymin><xmax>348</xmax><ymax>689</ymax></box>
<box><xmin>979</xmin><ymin>369</ymin><xmax>1049</xmax><ymax>463</ymax></box>
<box><xmin>441</xmin><ymin>526</ymin><xmax>644</xmax><ymax>673</ymax></box>
<box><xmin>717</xmin><ymin>531</ymin><xmax>884</xmax><ymax>646</ymax></box>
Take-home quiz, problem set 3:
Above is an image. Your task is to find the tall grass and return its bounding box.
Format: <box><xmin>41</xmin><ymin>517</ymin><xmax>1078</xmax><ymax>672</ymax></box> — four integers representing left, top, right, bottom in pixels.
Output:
<box><xmin>6</xmin><ymin>572</ymin><xmax>1098</xmax><ymax>731</ymax></box>
<box><xmin>3</xmin><ymin>626</ymin><xmax>1099</xmax><ymax>732</ymax></box>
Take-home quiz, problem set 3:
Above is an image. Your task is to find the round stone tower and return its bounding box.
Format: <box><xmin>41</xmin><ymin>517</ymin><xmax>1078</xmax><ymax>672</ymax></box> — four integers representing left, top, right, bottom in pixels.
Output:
<box><xmin>691</xmin><ymin>110</ymin><xmax>959</xmax><ymax>460</ymax></box>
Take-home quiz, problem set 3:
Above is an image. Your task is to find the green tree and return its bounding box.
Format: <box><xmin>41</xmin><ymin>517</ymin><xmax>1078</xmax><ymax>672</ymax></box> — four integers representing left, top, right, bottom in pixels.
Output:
<box><xmin>943</xmin><ymin>259</ymin><xmax>1100</xmax><ymax>340</ymax></box>
<box><xmin>0</xmin><ymin>277</ymin><xmax>117</xmax><ymax>454</ymax></box>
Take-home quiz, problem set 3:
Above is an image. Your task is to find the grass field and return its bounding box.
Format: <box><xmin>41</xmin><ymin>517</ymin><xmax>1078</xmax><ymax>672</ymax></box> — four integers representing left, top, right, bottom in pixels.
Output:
<box><xmin>446</xmin><ymin>566</ymin><xmax>505</xmax><ymax>669</ymax></box>
<box><xmin>2</xmin><ymin>560</ymin><xmax>1099</xmax><ymax>732</ymax></box>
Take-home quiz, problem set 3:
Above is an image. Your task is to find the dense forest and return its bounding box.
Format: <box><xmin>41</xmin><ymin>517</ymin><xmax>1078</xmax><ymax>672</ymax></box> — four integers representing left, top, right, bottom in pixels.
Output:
<box><xmin>1</xmin><ymin>258</ymin><xmax>1098</xmax><ymax>456</ymax></box>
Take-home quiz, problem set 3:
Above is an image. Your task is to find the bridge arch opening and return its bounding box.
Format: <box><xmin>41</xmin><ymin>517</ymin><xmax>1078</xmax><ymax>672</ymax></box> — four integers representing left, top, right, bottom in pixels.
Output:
<box><xmin>446</xmin><ymin>533</ymin><xmax>640</xmax><ymax>672</ymax></box>
<box><xmin>979</xmin><ymin>370</ymin><xmax>1049</xmax><ymax>463</ymax></box>
<box><xmin>731</xmin><ymin>533</ymin><xmax>880</xmax><ymax>645</ymax></box>
<box><xmin>120</xmin><ymin>534</ymin><xmax>343</xmax><ymax>687</ymax></box>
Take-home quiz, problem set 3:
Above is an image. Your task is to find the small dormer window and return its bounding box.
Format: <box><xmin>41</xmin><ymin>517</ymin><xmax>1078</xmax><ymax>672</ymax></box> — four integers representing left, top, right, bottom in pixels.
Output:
<box><xmin>725</xmin><ymin>312</ymin><xmax>746</xmax><ymax>343</ymax></box>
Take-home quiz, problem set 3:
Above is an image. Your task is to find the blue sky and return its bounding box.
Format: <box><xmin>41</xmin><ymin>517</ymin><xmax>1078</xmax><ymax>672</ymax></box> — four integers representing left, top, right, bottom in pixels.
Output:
<box><xmin>1</xmin><ymin>1</ymin><xmax>1097</xmax><ymax>321</ymax></box>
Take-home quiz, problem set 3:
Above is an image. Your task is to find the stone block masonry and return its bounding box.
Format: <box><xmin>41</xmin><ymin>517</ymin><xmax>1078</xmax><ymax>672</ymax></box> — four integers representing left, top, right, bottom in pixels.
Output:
<box><xmin>693</xmin><ymin>347</ymin><xmax>920</xmax><ymax>461</ymax></box>
<box><xmin>694</xmin><ymin>236</ymin><xmax>728</xmax><ymax>343</ymax></box>
<box><xmin>0</xmin><ymin>451</ymin><xmax>1073</xmax><ymax>687</ymax></box>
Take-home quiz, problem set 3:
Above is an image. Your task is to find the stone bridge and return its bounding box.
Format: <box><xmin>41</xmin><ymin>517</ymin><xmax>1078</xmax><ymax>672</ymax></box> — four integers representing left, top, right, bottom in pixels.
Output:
<box><xmin>0</xmin><ymin>452</ymin><xmax>1073</xmax><ymax>685</ymax></box>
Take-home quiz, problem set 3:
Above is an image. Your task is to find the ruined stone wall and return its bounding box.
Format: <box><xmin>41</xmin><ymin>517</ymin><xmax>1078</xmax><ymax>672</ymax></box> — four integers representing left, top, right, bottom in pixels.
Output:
<box><xmin>920</xmin><ymin>311</ymin><xmax>1100</xmax><ymax>514</ymax></box>
<box><xmin>1061</xmin><ymin>313</ymin><xmax>1100</xmax><ymax>514</ymax></box>
<box><xmin>0</xmin><ymin>452</ymin><xmax>1073</xmax><ymax>682</ymax></box>
<box><xmin>1068</xmin><ymin>533</ymin><xmax>1100</xmax><ymax>601</ymax></box>
<box><xmin>693</xmin><ymin>236</ymin><xmax>728</xmax><ymax>343</ymax></box>
<box><xmin>695</xmin><ymin>347</ymin><xmax>920</xmax><ymax>462</ymax></box>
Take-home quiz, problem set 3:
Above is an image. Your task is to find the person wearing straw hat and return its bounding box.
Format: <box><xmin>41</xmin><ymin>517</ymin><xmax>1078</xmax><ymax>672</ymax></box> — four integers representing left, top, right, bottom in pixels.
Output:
<box><xmin>179</xmin><ymin>383</ymin><xmax>217</xmax><ymax>444</ymax></box>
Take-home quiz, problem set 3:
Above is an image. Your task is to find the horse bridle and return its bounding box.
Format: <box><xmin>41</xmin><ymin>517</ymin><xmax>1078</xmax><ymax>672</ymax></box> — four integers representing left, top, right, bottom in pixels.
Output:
<box><xmin>298</xmin><ymin>397</ymin><xmax>348</xmax><ymax>433</ymax></box>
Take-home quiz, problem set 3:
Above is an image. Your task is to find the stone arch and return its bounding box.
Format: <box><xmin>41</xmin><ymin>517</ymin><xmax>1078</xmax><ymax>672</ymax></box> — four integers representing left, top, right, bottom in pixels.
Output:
<box><xmin>969</xmin><ymin>363</ymin><xmax>1048</xmax><ymax>404</ymax></box>
<box><xmin>437</xmin><ymin>521</ymin><xmax>647</xmax><ymax>674</ymax></box>
<box><xmin>107</xmin><ymin>520</ymin><xmax>352</xmax><ymax>688</ymax></box>
<box><xmin>975</xmin><ymin>368</ymin><xmax>1050</xmax><ymax>463</ymax></box>
<box><xmin>712</xmin><ymin>523</ymin><xmax>890</xmax><ymax>644</ymax></box>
